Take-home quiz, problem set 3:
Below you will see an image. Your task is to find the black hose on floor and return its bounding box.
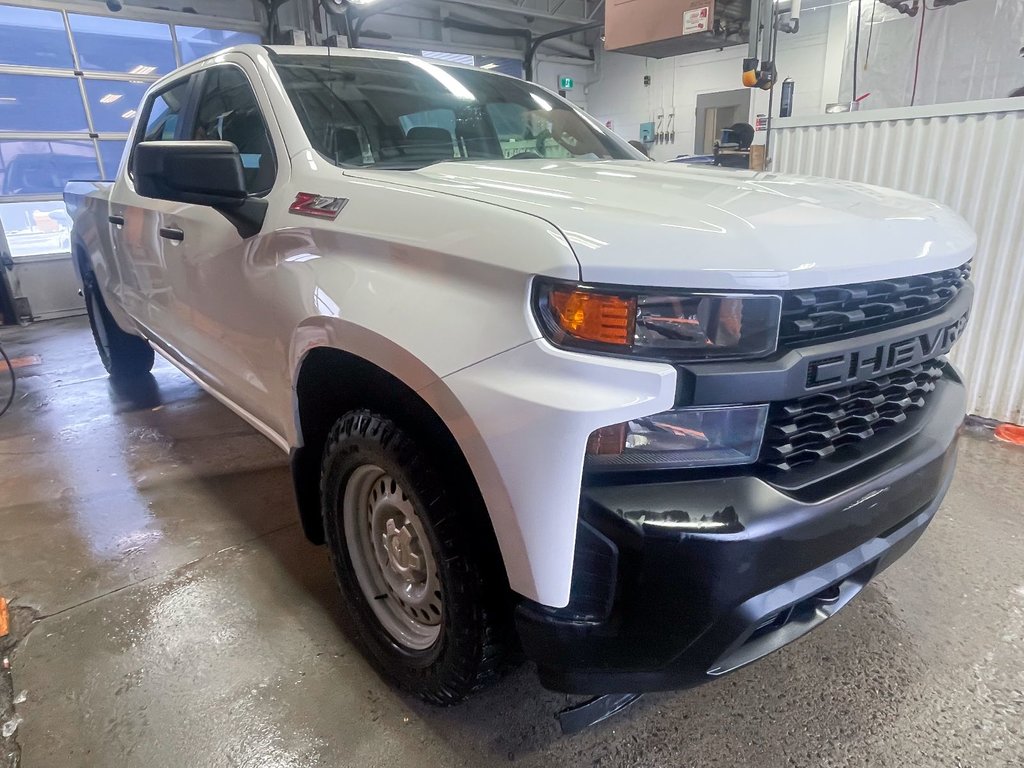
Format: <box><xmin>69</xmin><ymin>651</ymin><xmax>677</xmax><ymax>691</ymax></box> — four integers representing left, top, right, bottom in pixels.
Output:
<box><xmin>0</xmin><ymin>342</ymin><xmax>14</xmax><ymax>419</ymax></box>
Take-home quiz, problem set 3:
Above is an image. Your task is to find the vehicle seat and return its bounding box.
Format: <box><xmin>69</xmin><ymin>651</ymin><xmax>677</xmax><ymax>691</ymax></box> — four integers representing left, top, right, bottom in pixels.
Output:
<box><xmin>327</xmin><ymin>127</ymin><xmax>363</xmax><ymax>165</ymax></box>
<box><xmin>403</xmin><ymin>126</ymin><xmax>455</xmax><ymax>161</ymax></box>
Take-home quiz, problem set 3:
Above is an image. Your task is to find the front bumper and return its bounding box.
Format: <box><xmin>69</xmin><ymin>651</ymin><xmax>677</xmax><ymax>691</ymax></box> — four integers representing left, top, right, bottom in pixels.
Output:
<box><xmin>516</xmin><ymin>366</ymin><xmax>965</xmax><ymax>694</ymax></box>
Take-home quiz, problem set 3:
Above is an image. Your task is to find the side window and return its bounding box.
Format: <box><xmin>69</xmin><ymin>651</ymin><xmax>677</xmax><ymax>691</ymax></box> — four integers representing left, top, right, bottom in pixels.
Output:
<box><xmin>142</xmin><ymin>80</ymin><xmax>190</xmax><ymax>142</ymax></box>
<box><xmin>191</xmin><ymin>66</ymin><xmax>276</xmax><ymax>195</ymax></box>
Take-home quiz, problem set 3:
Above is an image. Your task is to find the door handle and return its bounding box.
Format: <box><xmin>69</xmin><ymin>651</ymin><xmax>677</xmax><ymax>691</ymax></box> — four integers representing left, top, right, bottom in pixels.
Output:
<box><xmin>159</xmin><ymin>227</ymin><xmax>184</xmax><ymax>242</ymax></box>
<box><xmin>108</xmin><ymin>214</ymin><xmax>125</xmax><ymax>226</ymax></box>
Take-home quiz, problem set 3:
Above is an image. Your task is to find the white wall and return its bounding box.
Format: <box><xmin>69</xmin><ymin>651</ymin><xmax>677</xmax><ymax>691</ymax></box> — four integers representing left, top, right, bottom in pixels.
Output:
<box><xmin>839</xmin><ymin>0</ymin><xmax>1024</xmax><ymax>110</ymax></box>
<box><xmin>586</xmin><ymin>0</ymin><xmax>845</xmax><ymax>159</ymax></box>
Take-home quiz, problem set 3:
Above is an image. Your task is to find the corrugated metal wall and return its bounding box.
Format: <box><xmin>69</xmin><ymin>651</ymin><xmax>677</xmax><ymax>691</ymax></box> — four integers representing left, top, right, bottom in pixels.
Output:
<box><xmin>773</xmin><ymin>101</ymin><xmax>1024</xmax><ymax>424</ymax></box>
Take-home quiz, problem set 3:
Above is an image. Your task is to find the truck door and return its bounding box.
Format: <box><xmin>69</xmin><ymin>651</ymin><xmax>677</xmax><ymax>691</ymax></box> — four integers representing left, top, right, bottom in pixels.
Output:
<box><xmin>148</xmin><ymin>60</ymin><xmax>289</xmax><ymax>435</ymax></box>
<box><xmin>107</xmin><ymin>75</ymin><xmax>195</xmax><ymax>333</ymax></box>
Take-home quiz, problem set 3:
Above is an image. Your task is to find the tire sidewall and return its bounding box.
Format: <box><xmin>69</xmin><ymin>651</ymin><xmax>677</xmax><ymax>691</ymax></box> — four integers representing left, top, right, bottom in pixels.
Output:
<box><xmin>321</xmin><ymin>413</ymin><xmax>486</xmax><ymax>698</ymax></box>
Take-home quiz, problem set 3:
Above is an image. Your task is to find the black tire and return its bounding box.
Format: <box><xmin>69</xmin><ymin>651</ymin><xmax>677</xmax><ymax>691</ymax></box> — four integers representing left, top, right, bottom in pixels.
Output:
<box><xmin>82</xmin><ymin>270</ymin><xmax>154</xmax><ymax>378</ymax></box>
<box><xmin>320</xmin><ymin>409</ymin><xmax>509</xmax><ymax>704</ymax></box>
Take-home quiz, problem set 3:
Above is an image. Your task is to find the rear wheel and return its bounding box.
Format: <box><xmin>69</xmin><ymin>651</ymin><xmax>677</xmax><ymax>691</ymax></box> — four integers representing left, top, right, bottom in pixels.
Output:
<box><xmin>82</xmin><ymin>270</ymin><xmax>154</xmax><ymax>378</ymax></box>
<box><xmin>320</xmin><ymin>409</ymin><xmax>509</xmax><ymax>703</ymax></box>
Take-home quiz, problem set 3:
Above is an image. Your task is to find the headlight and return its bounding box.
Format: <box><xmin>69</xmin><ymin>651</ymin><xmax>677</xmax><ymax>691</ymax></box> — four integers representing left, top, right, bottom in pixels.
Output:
<box><xmin>533</xmin><ymin>280</ymin><xmax>781</xmax><ymax>360</ymax></box>
<box><xmin>585</xmin><ymin>405</ymin><xmax>769</xmax><ymax>471</ymax></box>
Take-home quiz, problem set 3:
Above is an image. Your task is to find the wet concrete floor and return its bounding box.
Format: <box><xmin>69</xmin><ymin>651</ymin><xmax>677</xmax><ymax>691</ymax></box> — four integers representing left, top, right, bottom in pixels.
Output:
<box><xmin>0</xmin><ymin>317</ymin><xmax>1022</xmax><ymax>767</ymax></box>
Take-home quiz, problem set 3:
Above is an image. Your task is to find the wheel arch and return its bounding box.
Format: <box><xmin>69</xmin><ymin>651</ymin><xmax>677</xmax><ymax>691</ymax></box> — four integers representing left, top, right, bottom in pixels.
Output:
<box><xmin>288</xmin><ymin>323</ymin><xmax>521</xmax><ymax>595</ymax></box>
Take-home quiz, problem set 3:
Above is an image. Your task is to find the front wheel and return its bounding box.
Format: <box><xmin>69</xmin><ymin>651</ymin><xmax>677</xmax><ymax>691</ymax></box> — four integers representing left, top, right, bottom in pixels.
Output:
<box><xmin>82</xmin><ymin>270</ymin><xmax>154</xmax><ymax>378</ymax></box>
<box><xmin>320</xmin><ymin>410</ymin><xmax>509</xmax><ymax>704</ymax></box>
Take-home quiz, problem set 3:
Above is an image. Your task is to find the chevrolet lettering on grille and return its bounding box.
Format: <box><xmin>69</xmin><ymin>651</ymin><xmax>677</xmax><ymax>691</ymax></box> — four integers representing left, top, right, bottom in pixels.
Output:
<box><xmin>805</xmin><ymin>310</ymin><xmax>970</xmax><ymax>389</ymax></box>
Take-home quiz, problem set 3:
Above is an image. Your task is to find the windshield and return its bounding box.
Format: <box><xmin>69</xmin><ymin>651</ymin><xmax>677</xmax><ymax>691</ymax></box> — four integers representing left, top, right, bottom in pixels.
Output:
<box><xmin>273</xmin><ymin>53</ymin><xmax>639</xmax><ymax>169</ymax></box>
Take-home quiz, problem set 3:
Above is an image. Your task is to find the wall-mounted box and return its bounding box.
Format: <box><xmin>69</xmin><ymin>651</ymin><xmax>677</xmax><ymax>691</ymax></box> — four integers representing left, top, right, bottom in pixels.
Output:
<box><xmin>604</xmin><ymin>0</ymin><xmax>746</xmax><ymax>58</ymax></box>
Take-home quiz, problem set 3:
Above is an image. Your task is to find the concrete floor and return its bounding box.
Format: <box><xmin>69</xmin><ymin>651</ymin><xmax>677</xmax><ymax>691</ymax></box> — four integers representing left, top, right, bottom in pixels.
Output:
<box><xmin>0</xmin><ymin>317</ymin><xmax>1022</xmax><ymax>768</ymax></box>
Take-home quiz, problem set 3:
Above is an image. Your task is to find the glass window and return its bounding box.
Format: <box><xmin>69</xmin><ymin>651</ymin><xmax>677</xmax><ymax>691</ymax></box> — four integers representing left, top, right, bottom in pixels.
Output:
<box><xmin>68</xmin><ymin>14</ymin><xmax>176</xmax><ymax>74</ymax></box>
<box><xmin>274</xmin><ymin>54</ymin><xmax>635</xmax><ymax>169</ymax></box>
<box><xmin>83</xmin><ymin>79</ymin><xmax>150</xmax><ymax>133</ymax></box>
<box><xmin>140</xmin><ymin>79</ymin><xmax>190</xmax><ymax>143</ymax></box>
<box><xmin>191</xmin><ymin>66</ymin><xmax>275</xmax><ymax>194</ymax></box>
<box><xmin>98</xmin><ymin>139</ymin><xmax>127</xmax><ymax>179</ymax></box>
<box><xmin>0</xmin><ymin>140</ymin><xmax>100</xmax><ymax>197</ymax></box>
<box><xmin>0</xmin><ymin>200</ymin><xmax>74</xmax><ymax>259</ymax></box>
<box><xmin>0</xmin><ymin>5</ymin><xmax>74</xmax><ymax>69</ymax></box>
<box><xmin>175</xmin><ymin>26</ymin><xmax>260</xmax><ymax>64</ymax></box>
<box><xmin>0</xmin><ymin>74</ymin><xmax>88</xmax><ymax>132</ymax></box>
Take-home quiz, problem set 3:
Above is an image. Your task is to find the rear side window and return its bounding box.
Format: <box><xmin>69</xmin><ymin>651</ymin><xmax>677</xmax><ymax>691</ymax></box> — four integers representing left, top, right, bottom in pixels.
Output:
<box><xmin>142</xmin><ymin>79</ymin><xmax>190</xmax><ymax>142</ymax></box>
<box><xmin>191</xmin><ymin>65</ymin><xmax>276</xmax><ymax>195</ymax></box>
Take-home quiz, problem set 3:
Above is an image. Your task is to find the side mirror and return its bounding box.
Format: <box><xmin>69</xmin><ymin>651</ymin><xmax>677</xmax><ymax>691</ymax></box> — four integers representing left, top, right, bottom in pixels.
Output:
<box><xmin>133</xmin><ymin>140</ymin><xmax>248</xmax><ymax>208</ymax></box>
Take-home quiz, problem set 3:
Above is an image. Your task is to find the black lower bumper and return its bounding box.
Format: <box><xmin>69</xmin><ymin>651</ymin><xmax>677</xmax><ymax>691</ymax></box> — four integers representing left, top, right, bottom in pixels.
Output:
<box><xmin>516</xmin><ymin>368</ymin><xmax>966</xmax><ymax>695</ymax></box>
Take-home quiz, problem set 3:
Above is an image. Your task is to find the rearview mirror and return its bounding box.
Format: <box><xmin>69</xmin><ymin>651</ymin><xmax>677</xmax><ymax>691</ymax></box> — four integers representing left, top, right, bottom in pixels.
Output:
<box><xmin>133</xmin><ymin>140</ymin><xmax>248</xmax><ymax>208</ymax></box>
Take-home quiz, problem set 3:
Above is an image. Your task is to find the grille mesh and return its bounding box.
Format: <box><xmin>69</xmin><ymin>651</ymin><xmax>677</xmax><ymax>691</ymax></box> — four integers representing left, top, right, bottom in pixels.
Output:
<box><xmin>761</xmin><ymin>362</ymin><xmax>945</xmax><ymax>471</ymax></box>
<box><xmin>779</xmin><ymin>263</ymin><xmax>971</xmax><ymax>345</ymax></box>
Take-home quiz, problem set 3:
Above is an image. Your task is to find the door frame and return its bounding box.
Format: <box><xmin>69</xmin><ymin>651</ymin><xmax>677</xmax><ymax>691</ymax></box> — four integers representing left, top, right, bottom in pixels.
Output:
<box><xmin>694</xmin><ymin>89</ymin><xmax>752</xmax><ymax>155</ymax></box>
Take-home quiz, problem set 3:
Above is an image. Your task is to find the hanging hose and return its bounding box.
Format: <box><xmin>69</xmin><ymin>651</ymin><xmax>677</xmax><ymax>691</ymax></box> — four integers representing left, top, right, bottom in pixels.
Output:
<box><xmin>0</xmin><ymin>341</ymin><xmax>14</xmax><ymax>419</ymax></box>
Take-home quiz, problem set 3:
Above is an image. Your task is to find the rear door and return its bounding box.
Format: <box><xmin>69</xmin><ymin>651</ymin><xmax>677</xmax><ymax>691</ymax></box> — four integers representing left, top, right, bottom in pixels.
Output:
<box><xmin>108</xmin><ymin>75</ymin><xmax>196</xmax><ymax>332</ymax></box>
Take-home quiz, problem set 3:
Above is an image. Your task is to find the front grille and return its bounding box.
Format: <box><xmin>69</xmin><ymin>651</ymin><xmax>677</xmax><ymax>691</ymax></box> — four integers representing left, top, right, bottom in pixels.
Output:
<box><xmin>761</xmin><ymin>361</ymin><xmax>944</xmax><ymax>471</ymax></box>
<box><xmin>779</xmin><ymin>263</ymin><xmax>971</xmax><ymax>345</ymax></box>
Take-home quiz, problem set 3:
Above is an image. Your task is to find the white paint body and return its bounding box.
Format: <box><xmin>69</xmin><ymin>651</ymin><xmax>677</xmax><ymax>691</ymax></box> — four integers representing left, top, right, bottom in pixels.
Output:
<box><xmin>65</xmin><ymin>46</ymin><xmax>976</xmax><ymax>608</ymax></box>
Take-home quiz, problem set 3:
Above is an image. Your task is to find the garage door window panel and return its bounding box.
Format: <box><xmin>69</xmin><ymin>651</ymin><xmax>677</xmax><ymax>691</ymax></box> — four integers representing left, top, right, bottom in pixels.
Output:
<box><xmin>0</xmin><ymin>74</ymin><xmax>88</xmax><ymax>133</ymax></box>
<box><xmin>0</xmin><ymin>4</ymin><xmax>74</xmax><ymax>69</ymax></box>
<box><xmin>83</xmin><ymin>80</ymin><xmax>151</xmax><ymax>134</ymax></box>
<box><xmin>191</xmin><ymin>67</ymin><xmax>276</xmax><ymax>195</ymax></box>
<box><xmin>0</xmin><ymin>140</ymin><xmax>100</xmax><ymax>197</ymax></box>
<box><xmin>98</xmin><ymin>139</ymin><xmax>128</xmax><ymax>180</ymax></box>
<box><xmin>68</xmin><ymin>14</ymin><xmax>176</xmax><ymax>75</ymax></box>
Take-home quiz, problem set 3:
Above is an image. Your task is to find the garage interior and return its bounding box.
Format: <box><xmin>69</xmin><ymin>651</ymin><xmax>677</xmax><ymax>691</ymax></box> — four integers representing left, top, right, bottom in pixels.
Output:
<box><xmin>1</xmin><ymin>0</ymin><xmax>1023</xmax><ymax>766</ymax></box>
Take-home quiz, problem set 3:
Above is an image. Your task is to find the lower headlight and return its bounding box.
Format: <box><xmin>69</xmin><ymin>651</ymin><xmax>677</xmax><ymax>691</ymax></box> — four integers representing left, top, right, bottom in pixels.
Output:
<box><xmin>585</xmin><ymin>405</ymin><xmax>769</xmax><ymax>471</ymax></box>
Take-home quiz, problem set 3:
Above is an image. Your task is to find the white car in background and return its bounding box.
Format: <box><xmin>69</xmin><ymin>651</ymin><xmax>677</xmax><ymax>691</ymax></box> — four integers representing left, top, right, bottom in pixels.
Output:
<box><xmin>65</xmin><ymin>46</ymin><xmax>974</xmax><ymax>714</ymax></box>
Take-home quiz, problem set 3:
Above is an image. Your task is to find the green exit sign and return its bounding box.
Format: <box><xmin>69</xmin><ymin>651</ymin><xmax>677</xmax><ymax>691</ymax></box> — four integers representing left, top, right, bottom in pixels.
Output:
<box><xmin>558</xmin><ymin>76</ymin><xmax>574</xmax><ymax>90</ymax></box>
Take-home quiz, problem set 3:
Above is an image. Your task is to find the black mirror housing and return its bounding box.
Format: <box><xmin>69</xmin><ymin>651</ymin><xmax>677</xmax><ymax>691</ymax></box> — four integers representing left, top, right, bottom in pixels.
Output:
<box><xmin>134</xmin><ymin>141</ymin><xmax>248</xmax><ymax>208</ymax></box>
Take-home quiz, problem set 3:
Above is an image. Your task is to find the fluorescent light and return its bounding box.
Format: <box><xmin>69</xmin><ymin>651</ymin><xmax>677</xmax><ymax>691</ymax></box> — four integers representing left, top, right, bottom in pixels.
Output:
<box><xmin>0</xmin><ymin>97</ymin><xmax>16</xmax><ymax>104</ymax></box>
<box><xmin>121</xmin><ymin>109</ymin><xmax>137</xmax><ymax>119</ymax></box>
<box><xmin>99</xmin><ymin>93</ymin><xmax>122</xmax><ymax>104</ymax></box>
<box><xmin>409</xmin><ymin>58</ymin><xmax>475</xmax><ymax>100</ymax></box>
<box><xmin>129</xmin><ymin>65</ymin><xmax>156</xmax><ymax>75</ymax></box>
<box><xmin>479</xmin><ymin>62</ymin><xmax>500</xmax><ymax>70</ymax></box>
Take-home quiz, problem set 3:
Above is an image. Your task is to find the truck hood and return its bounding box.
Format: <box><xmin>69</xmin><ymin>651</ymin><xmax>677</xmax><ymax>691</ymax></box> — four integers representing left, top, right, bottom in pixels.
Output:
<box><xmin>344</xmin><ymin>160</ymin><xmax>975</xmax><ymax>290</ymax></box>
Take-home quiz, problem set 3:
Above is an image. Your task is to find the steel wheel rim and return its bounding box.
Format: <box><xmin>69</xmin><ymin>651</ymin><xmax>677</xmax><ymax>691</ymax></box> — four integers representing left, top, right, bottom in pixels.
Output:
<box><xmin>343</xmin><ymin>464</ymin><xmax>442</xmax><ymax>651</ymax></box>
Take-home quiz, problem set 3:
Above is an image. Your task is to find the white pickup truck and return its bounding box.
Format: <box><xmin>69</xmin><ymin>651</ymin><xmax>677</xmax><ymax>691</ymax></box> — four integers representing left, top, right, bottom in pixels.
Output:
<box><xmin>65</xmin><ymin>45</ymin><xmax>975</xmax><ymax>709</ymax></box>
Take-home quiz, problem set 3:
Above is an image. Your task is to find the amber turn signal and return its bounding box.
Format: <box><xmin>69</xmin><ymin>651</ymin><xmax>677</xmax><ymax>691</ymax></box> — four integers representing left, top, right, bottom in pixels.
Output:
<box><xmin>548</xmin><ymin>288</ymin><xmax>636</xmax><ymax>346</ymax></box>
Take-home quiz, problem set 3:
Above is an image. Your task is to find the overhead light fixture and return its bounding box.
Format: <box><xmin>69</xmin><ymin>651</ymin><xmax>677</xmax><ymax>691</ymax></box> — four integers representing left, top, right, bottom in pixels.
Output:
<box><xmin>0</xmin><ymin>97</ymin><xmax>16</xmax><ymax>104</ymax></box>
<box><xmin>479</xmin><ymin>62</ymin><xmax>500</xmax><ymax>70</ymax></box>
<box><xmin>121</xmin><ymin>109</ymin><xmax>137</xmax><ymax>119</ymax></box>
<box><xmin>129</xmin><ymin>65</ymin><xmax>156</xmax><ymax>75</ymax></box>
<box><xmin>99</xmin><ymin>93</ymin><xmax>122</xmax><ymax>104</ymax></box>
